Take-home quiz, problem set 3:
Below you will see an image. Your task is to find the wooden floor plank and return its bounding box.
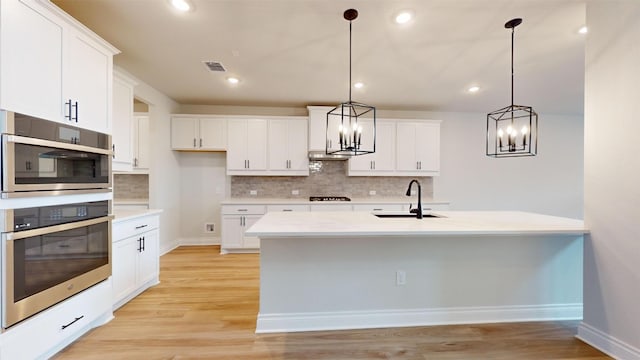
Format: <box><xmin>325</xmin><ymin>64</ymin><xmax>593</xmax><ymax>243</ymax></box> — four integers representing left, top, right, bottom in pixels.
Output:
<box><xmin>54</xmin><ymin>246</ymin><xmax>610</xmax><ymax>360</ymax></box>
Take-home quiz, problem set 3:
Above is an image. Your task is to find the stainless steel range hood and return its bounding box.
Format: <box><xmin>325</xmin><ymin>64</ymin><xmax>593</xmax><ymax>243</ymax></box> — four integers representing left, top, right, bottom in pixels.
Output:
<box><xmin>308</xmin><ymin>151</ymin><xmax>350</xmax><ymax>161</ymax></box>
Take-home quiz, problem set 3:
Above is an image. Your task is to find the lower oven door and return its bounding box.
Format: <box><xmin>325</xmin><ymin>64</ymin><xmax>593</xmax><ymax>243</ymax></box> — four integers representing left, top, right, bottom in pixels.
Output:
<box><xmin>2</xmin><ymin>216</ymin><xmax>112</xmax><ymax>328</ymax></box>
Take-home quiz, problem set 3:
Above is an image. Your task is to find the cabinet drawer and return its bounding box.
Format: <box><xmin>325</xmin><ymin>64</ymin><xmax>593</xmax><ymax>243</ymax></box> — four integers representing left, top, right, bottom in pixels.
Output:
<box><xmin>352</xmin><ymin>204</ymin><xmax>404</xmax><ymax>212</ymax></box>
<box><xmin>222</xmin><ymin>205</ymin><xmax>266</xmax><ymax>215</ymax></box>
<box><xmin>0</xmin><ymin>280</ymin><xmax>111</xmax><ymax>360</ymax></box>
<box><xmin>266</xmin><ymin>204</ymin><xmax>310</xmax><ymax>212</ymax></box>
<box><xmin>113</xmin><ymin>215</ymin><xmax>160</xmax><ymax>241</ymax></box>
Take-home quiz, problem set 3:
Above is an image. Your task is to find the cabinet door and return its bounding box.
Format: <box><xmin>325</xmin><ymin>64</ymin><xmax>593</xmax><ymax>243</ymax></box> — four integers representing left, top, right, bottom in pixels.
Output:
<box><xmin>137</xmin><ymin>230</ymin><xmax>159</xmax><ymax>286</ymax></box>
<box><xmin>246</xmin><ymin>119</ymin><xmax>268</xmax><ymax>170</ymax></box>
<box><xmin>199</xmin><ymin>117</ymin><xmax>226</xmax><ymax>150</ymax></box>
<box><xmin>242</xmin><ymin>215</ymin><xmax>262</xmax><ymax>248</ymax></box>
<box><xmin>221</xmin><ymin>216</ymin><xmax>244</xmax><ymax>248</ymax></box>
<box><xmin>226</xmin><ymin>120</ymin><xmax>249</xmax><ymax>170</ymax></box>
<box><xmin>287</xmin><ymin>119</ymin><xmax>309</xmax><ymax>171</ymax></box>
<box><xmin>63</xmin><ymin>30</ymin><xmax>111</xmax><ymax>133</ymax></box>
<box><xmin>0</xmin><ymin>0</ymin><xmax>64</xmax><ymax>121</ymax></box>
<box><xmin>171</xmin><ymin>117</ymin><xmax>198</xmax><ymax>149</ymax></box>
<box><xmin>112</xmin><ymin>236</ymin><xmax>139</xmax><ymax>306</ymax></box>
<box><xmin>133</xmin><ymin>115</ymin><xmax>150</xmax><ymax>169</ymax></box>
<box><xmin>112</xmin><ymin>75</ymin><xmax>134</xmax><ymax>171</ymax></box>
<box><xmin>348</xmin><ymin>119</ymin><xmax>376</xmax><ymax>171</ymax></box>
<box><xmin>396</xmin><ymin>122</ymin><xmax>419</xmax><ymax>171</ymax></box>
<box><xmin>374</xmin><ymin>121</ymin><xmax>396</xmax><ymax>172</ymax></box>
<box><xmin>268</xmin><ymin>119</ymin><xmax>289</xmax><ymax>170</ymax></box>
<box><xmin>415</xmin><ymin>123</ymin><xmax>440</xmax><ymax>172</ymax></box>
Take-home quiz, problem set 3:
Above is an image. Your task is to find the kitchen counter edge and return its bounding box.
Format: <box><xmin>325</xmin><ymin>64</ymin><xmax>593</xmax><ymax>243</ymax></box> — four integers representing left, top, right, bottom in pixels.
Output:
<box><xmin>112</xmin><ymin>208</ymin><xmax>163</xmax><ymax>223</ymax></box>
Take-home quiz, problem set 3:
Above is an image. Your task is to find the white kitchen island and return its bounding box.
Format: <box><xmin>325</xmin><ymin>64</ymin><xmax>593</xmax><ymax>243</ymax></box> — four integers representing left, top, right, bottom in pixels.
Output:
<box><xmin>245</xmin><ymin>211</ymin><xmax>588</xmax><ymax>333</ymax></box>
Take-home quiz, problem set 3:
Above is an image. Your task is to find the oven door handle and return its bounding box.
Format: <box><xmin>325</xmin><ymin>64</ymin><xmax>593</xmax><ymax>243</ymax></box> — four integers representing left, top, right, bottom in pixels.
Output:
<box><xmin>4</xmin><ymin>215</ymin><xmax>114</xmax><ymax>241</ymax></box>
<box><xmin>4</xmin><ymin>135</ymin><xmax>112</xmax><ymax>156</ymax></box>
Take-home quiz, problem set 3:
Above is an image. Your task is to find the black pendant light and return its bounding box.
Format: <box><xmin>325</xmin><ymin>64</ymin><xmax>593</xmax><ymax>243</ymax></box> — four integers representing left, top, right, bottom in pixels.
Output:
<box><xmin>487</xmin><ymin>18</ymin><xmax>538</xmax><ymax>157</ymax></box>
<box><xmin>326</xmin><ymin>9</ymin><xmax>376</xmax><ymax>157</ymax></box>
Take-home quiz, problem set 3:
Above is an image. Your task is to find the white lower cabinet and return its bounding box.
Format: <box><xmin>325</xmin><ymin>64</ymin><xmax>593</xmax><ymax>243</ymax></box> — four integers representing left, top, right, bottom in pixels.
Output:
<box><xmin>221</xmin><ymin>205</ymin><xmax>265</xmax><ymax>253</ymax></box>
<box><xmin>0</xmin><ymin>280</ymin><xmax>112</xmax><ymax>360</ymax></box>
<box><xmin>112</xmin><ymin>213</ymin><xmax>160</xmax><ymax>310</ymax></box>
<box><xmin>352</xmin><ymin>204</ymin><xmax>404</xmax><ymax>212</ymax></box>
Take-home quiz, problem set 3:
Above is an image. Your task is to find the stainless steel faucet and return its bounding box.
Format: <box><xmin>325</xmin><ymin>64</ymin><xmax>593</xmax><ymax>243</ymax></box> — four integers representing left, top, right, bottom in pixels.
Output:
<box><xmin>405</xmin><ymin>179</ymin><xmax>422</xmax><ymax>219</ymax></box>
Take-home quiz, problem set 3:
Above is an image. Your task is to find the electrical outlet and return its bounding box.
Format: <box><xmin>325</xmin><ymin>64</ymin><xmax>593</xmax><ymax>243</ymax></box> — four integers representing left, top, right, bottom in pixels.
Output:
<box><xmin>204</xmin><ymin>223</ymin><xmax>215</xmax><ymax>233</ymax></box>
<box><xmin>292</xmin><ymin>189</ymin><xmax>300</xmax><ymax>195</ymax></box>
<box><xmin>369</xmin><ymin>190</ymin><xmax>376</xmax><ymax>196</ymax></box>
<box><xmin>396</xmin><ymin>270</ymin><xmax>406</xmax><ymax>286</ymax></box>
<box><xmin>249</xmin><ymin>190</ymin><xmax>257</xmax><ymax>196</ymax></box>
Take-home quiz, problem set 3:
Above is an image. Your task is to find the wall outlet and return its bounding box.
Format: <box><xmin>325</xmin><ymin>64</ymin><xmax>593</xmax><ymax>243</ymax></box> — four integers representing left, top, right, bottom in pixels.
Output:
<box><xmin>249</xmin><ymin>190</ymin><xmax>257</xmax><ymax>196</ymax></box>
<box><xmin>292</xmin><ymin>189</ymin><xmax>300</xmax><ymax>195</ymax></box>
<box><xmin>369</xmin><ymin>190</ymin><xmax>376</xmax><ymax>196</ymax></box>
<box><xmin>396</xmin><ymin>270</ymin><xmax>406</xmax><ymax>286</ymax></box>
<box><xmin>204</xmin><ymin>223</ymin><xmax>215</xmax><ymax>233</ymax></box>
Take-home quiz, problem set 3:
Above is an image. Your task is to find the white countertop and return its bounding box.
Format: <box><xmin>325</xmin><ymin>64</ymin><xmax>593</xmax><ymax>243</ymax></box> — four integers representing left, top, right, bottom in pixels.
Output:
<box><xmin>222</xmin><ymin>197</ymin><xmax>449</xmax><ymax>205</ymax></box>
<box><xmin>245</xmin><ymin>211</ymin><xmax>588</xmax><ymax>238</ymax></box>
<box><xmin>112</xmin><ymin>208</ymin><xmax>163</xmax><ymax>223</ymax></box>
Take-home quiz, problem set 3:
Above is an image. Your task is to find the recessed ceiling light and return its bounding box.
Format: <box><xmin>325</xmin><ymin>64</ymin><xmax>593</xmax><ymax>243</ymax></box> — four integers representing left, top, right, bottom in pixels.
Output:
<box><xmin>226</xmin><ymin>77</ymin><xmax>240</xmax><ymax>85</ymax></box>
<box><xmin>395</xmin><ymin>11</ymin><xmax>414</xmax><ymax>25</ymax></box>
<box><xmin>171</xmin><ymin>0</ymin><xmax>191</xmax><ymax>12</ymax></box>
<box><xmin>354</xmin><ymin>82</ymin><xmax>364</xmax><ymax>89</ymax></box>
<box><xmin>468</xmin><ymin>86</ymin><xmax>480</xmax><ymax>93</ymax></box>
<box><xmin>578</xmin><ymin>25</ymin><xmax>588</xmax><ymax>34</ymax></box>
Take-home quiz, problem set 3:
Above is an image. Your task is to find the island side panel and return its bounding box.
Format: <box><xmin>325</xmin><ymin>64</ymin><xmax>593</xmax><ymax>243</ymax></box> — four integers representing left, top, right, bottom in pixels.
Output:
<box><xmin>257</xmin><ymin>234</ymin><xmax>583</xmax><ymax>333</ymax></box>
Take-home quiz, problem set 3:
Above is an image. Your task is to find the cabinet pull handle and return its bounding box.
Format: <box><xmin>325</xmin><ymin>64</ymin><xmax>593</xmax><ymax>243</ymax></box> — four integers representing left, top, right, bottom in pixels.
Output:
<box><xmin>200</xmin><ymin>138</ymin><xmax>203</xmax><ymax>147</ymax></box>
<box><xmin>237</xmin><ymin>209</ymin><xmax>248</xmax><ymax>212</ymax></box>
<box><xmin>247</xmin><ymin>160</ymin><xmax>250</xmax><ymax>168</ymax></box>
<box><xmin>373</xmin><ymin>208</ymin><xmax>383</xmax><ymax>211</ymax></box>
<box><xmin>137</xmin><ymin>237</ymin><xmax>142</xmax><ymax>252</ymax></box>
<box><xmin>73</xmin><ymin>101</ymin><xmax>78</xmax><ymax>122</ymax></box>
<box><xmin>112</xmin><ymin>144</ymin><xmax>116</xmax><ymax>159</ymax></box>
<box><xmin>142</xmin><ymin>236</ymin><xmax>146</xmax><ymax>252</ymax></box>
<box><xmin>193</xmin><ymin>138</ymin><xmax>196</xmax><ymax>148</ymax></box>
<box><xmin>134</xmin><ymin>158</ymin><xmax>138</xmax><ymax>167</ymax></box>
<box><xmin>135</xmin><ymin>224</ymin><xmax>148</xmax><ymax>229</ymax></box>
<box><xmin>65</xmin><ymin>100</ymin><xmax>72</xmax><ymax>121</ymax></box>
<box><xmin>61</xmin><ymin>315</ymin><xmax>84</xmax><ymax>330</ymax></box>
<box><xmin>282</xmin><ymin>209</ymin><xmax>293</xmax><ymax>212</ymax></box>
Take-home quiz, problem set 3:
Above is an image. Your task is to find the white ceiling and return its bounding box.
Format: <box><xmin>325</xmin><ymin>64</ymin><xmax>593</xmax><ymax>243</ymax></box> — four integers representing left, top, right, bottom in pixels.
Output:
<box><xmin>53</xmin><ymin>0</ymin><xmax>586</xmax><ymax>114</ymax></box>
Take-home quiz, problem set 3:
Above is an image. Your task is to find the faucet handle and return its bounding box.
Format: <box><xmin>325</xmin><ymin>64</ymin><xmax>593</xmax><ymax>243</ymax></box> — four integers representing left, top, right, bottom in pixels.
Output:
<box><xmin>409</xmin><ymin>208</ymin><xmax>419</xmax><ymax>214</ymax></box>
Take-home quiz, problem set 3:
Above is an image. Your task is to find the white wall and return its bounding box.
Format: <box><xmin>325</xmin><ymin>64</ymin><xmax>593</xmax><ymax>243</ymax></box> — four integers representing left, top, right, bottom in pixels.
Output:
<box><xmin>579</xmin><ymin>1</ymin><xmax>640</xmax><ymax>359</ymax></box>
<box><xmin>176</xmin><ymin>151</ymin><xmax>227</xmax><ymax>243</ymax></box>
<box><xmin>122</xmin><ymin>68</ymin><xmax>182</xmax><ymax>254</ymax></box>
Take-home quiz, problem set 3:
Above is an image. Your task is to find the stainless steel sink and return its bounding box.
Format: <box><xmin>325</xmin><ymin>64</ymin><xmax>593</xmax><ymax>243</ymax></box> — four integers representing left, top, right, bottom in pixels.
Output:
<box><xmin>373</xmin><ymin>213</ymin><xmax>442</xmax><ymax>218</ymax></box>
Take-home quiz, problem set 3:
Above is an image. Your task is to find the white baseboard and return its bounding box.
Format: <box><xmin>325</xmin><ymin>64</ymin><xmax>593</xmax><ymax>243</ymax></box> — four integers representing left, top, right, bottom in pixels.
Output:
<box><xmin>178</xmin><ymin>237</ymin><xmax>220</xmax><ymax>246</ymax></box>
<box><xmin>577</xmin><ymin>322</ymin><xmax>640</xmax><ymax>360</ymax></box>
<box><xmin>256</xmin><ymin>303</ymin><xmax>583</xmax><ymax>333</ymax></box>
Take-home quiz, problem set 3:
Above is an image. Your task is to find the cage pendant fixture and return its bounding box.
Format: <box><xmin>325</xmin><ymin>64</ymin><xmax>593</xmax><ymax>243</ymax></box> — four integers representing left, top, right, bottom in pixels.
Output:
<box><xmin>486</xmin><ymin>18</ymin><xmax>538</xmax><ymax>158</ymax></box>
<box><xmin>326</xmin><ymin>8</ymin><xmax>376</xmax><ymax>157</ymax></box>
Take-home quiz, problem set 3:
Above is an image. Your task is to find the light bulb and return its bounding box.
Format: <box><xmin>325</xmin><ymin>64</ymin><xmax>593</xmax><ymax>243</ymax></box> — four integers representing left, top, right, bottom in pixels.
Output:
<box><xmin>506</xmin><ymin>125</ymin><xmax>513</xmax><ymax>134</ymax></box>
<box><xmin>171</xmin><ymin>0</ymin><xmax>191</xmax><ymax>12</ymax></box>
<box><xmin>395</xmin><ymin>11</ymin><xmax>413</xmax><ymax>24</ymax></box>
<box><xmin>497</xmin><ymin>128</ymin><xmax>504</xmax><ymax>137</ymax></box>
<box><xmin>354</xmin><ymin>82</ymin><xmax>364</xmax><ymax>89</ymax></box>
<box><xmin>521</xmin><ymin>126</ymin><xmax>528</xmax><ymax>135</ymax></box>
<box><xmin>226</xmin><ymin>77</ymin><xmax>239</xmax><ymax>84</ymax></box>
<box><xmin>357</xmin><ymin>125</ymin><xmax>362</xmax><ymax>133</ymax></box>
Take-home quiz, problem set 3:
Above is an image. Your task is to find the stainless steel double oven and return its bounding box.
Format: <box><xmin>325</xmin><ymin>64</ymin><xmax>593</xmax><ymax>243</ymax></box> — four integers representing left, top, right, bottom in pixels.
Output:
<box><xmin>1</xmin><ymin>110</ymin><xmax>113</xmax><ymax>328</ymax></box>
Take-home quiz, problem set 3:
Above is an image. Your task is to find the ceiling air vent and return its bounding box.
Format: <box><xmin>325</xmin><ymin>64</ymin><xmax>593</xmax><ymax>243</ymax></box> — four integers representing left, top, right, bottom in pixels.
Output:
<box><xmin>203</xmin><ymin>61</ymin><xmax>226</xmax><ymax>72</ymax></box>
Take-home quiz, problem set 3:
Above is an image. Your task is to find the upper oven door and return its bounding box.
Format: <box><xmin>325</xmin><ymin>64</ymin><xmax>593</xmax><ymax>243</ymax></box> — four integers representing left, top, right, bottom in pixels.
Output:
<box><xmin>2</xmin><ymin>134</ymin><xmax>112</xmax><ymax>197</ymax></box>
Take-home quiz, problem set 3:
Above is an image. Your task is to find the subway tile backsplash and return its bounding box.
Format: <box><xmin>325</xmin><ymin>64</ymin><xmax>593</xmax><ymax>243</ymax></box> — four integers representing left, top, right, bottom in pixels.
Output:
<box><xmin>231</xmin><ymin>161</ymin><xmax>433</xmax><ymax>199</ymax></box>
<box><xmin>114</xmin><ymin>174</ymin><xmax>149</xmax><ymax>200</ymax></box>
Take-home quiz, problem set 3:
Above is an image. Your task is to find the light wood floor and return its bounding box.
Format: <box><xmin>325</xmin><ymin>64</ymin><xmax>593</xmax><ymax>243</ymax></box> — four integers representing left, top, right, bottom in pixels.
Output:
<box><xmin>54</xmin><ymin>246</ymin><xmax>610</xmax><ymax>360</ymax></box>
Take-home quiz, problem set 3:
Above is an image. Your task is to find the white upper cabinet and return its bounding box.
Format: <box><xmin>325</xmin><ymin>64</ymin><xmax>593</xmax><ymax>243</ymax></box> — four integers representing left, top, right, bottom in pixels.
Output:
<box><xmin>62</xmin><ymin>28</ymin><xmax>113</xmax><ymax>133</ymax></box>
<box><xmin>112</xmin><ymin>70</ymin><xmax>136</xmax><ymax>172</ymax></box>
<box><xmin>268</xmin><ymin>117</ymin><xmax>309</xmax><ymax>175</ymax></box>
<box><xmin>0</xmin><ymin>0</ymin><xmax>117</xmax><ymax>133</ymax></box>
<box><xmin>171</xmin><ymin>115</ymin><xmax>227</xmax><ymax>151</ymax></box>
<box><xmin>0</xmin><ymin>0</ymin><xmax>63</xmax><ymax>121</ymax></box>
<box><xmin>132</xmin><ymin>114</ymin><xmax>150</xmax><ymax>170</ymax></box>
<box><xmin>227</xmin><ymin>118</ymin><xmax>268</xmax><ymax>174</ymax></box>
<box><xmin>396</xmin><ymin>121</ymin><xmax>441</xmax><ymax>176</ymax></box>
<box><xmin>348</xmin><ymin>120</ymin><xmax>396</xmax><ymax>176</ymax></box>
<box><xmin>307</xmin><ymin>106</ymin><xmax>341</xmax><ymax>152</ymax></box>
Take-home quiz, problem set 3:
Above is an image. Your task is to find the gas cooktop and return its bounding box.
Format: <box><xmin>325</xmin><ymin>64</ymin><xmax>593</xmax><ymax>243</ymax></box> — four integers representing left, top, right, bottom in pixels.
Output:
<box><xmin>309</xmin><ymin>196</ymin><xmax>351</xmax><ymax>202</ymax></box>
